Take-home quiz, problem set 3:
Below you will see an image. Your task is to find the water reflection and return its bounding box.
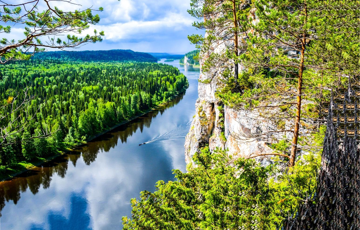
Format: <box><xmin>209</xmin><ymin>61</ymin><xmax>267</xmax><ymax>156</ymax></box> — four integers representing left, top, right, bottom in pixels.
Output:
<box><xmin>30</xmin><ymin>193</ymin><xmax>91</xmax><ymax>230</ymax></box>
<box><xmin>0</xmin><ymin>157</ymin><xmax>70</xmax><ymax>210</ymax></box>
<box><xmin>0</xmin><ymin>60</ymin><xmax>199</xmax><ymax>229</ymax></box>
<box><xmin>0</xmin><ymin>94</ymin><xmax>184</xmax><ymax>213</ymax></box>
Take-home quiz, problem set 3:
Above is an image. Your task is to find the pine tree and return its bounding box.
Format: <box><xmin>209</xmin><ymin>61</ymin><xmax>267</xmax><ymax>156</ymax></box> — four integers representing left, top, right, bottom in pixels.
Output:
<box><xmin>21</xmin><ymin>129</ymin><xmax>36</xmax><ymax>160</ymax></box>
<box><xmin>122</xmin><ymin>148</ymin><xmax>276</xmax><ymax>229</ymax></box>
<box><xmin>34</xmin><ymin>127</ymin><xmax>48</xmax><ymax>157</ymax></box>
<box><xmin>0</xmin><ymin>1</ymin><xmax>104</xmax><ymax>63</ymax></box>
<box><xmin>188</xmin><ymin>0</ymin><xmax>251</xmax><ymax>90</ymax></box>
<box><xmin>233</xmin><ymin>0</ymin><xmax>347</xmax><ymax>166</ymax></box>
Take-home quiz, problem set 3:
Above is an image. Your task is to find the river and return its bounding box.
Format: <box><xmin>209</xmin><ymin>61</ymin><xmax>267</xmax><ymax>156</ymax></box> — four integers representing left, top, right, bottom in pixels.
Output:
<box><xmin>0</xmin><ymin>60</ymin><xmax>200</xmax><ymax>230</ymax></box>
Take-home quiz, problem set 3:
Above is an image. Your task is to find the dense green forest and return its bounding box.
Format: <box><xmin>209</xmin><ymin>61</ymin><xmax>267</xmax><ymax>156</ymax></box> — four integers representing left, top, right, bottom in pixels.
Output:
<box><xmin>0</xmin><ymin>61</ymin><xmax>188</xmax><ymax>168</ymax></box>
<box><xmin>180</xmin><ymin>50</ymin><xmax>200</xmax><ymax>67</ymax></box>
<box><xmin>32</xmin><ymin>50</ymin><xmax>157</xmax><ymax>63</ymax></box>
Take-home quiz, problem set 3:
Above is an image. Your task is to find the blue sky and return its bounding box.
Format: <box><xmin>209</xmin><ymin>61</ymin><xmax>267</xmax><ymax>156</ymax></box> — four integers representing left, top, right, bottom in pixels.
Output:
<box><xmin>55</xmin><ymin>0</ymin><xmax>203</xmax><ymax>54</ymax></box>
<box><xmin>4</xmin><ymin>0</ymin><xmax>203</xmax><ymax>54</ymax></box>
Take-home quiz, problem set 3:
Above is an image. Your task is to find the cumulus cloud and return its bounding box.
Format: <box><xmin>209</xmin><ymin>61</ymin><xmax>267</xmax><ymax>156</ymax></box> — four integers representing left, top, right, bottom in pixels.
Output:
<box><xmin>2</xmin><ymin>0</ymin><xmax>202</xmax><ymax>53</ymax></box>
<box><xmin>86</xmin><ymin>0</ymin><xmax>202</xmax><ymax>53</ymax></box>
<box><xmin>92</xmin><ymin>14</ymin><xmax>193</xmax><ymax>42</ymax></box>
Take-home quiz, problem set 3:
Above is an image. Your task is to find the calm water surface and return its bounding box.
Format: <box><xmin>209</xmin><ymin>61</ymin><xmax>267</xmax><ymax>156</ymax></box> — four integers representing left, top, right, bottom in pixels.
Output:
<box><xmin>0</xmin><ymin>60</ymin><xmax>199</xmax><ymax>230</ymax></box>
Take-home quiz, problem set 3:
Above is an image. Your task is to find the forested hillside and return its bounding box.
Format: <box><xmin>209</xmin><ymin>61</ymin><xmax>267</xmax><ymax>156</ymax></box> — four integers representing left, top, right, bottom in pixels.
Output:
<box><xmin>180</xmin><ymin>50</ymin><xmax>199</xmax><ymax>67</ymax></box>
<box><xmin>0</xmin><ymin>61</ymin><xmax>188</xmax><ymax>168</ymax></box>
<box><xmin>32</xmin><ymin>50</ymin><xmax>157</xmax><ymax>63</ymax></box>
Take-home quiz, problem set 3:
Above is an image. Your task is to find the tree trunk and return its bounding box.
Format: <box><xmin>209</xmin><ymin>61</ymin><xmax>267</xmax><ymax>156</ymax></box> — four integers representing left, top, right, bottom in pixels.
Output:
<box><xmin>289</xmin><ymin>49</ymin><xmax>304</xmax><ymax>167</ymax></box>
<box><xmin>232</xmin><ymin>0</ymin><xmax>239</xmax><ymax>88</ymax></box>
<box><xmin>289</xmin><ymin>1</ymin><xmax>307</xmax><ymax>167</ymax></box>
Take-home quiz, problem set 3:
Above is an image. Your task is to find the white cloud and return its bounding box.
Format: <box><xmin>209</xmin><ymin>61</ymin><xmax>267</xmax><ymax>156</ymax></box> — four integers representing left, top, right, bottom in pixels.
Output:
<box><xmin>71</xmin><ymin>0</ymin><xmax>201</xmax><ymax>52</ymax></box>
<box><xmin>2</xmin><ymin>0</ymin><xmax>202</xmax><ymax>53</ymax></box>
<box><xmin>92</xmin><ymin>13</ymin><xmax>193</xmax><ymax>42</ymax></box>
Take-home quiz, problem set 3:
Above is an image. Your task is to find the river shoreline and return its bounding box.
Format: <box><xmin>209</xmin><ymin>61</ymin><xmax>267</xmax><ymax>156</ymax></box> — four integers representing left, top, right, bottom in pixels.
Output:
<box><xmin>0</xmin><ymin>59</ymin><xmax>199</xmax><ymax>229</ymax></box>
<box><xmin>0</xmin><ymin>89</ymin><xmax>187</xmax><ymax>182</ymax></box>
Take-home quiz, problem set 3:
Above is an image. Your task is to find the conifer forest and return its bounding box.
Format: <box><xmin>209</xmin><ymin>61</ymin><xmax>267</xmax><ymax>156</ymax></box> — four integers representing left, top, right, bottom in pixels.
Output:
<box><xmin>0</xmin><ymin>61</ymin><xmax>188</xmax><ymax>166</ymax></box>
<box><xmin>0</xmin><ymin>0</ymin><xmax>359</xmax><ymax>229</ymax></box>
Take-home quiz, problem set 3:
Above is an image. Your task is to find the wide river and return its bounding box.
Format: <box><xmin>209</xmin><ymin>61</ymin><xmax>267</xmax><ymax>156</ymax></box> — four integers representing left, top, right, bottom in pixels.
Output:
<box><xmin>0</xmin><ymin>60</ymin><xmax>199</xmax><ymax>230</ymax></box>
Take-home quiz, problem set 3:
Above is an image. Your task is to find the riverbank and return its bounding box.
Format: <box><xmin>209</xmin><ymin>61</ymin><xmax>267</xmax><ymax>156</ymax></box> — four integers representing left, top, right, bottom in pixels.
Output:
<box><xmin>0</xmin><ymin>88</ymin><xmax>188</xmax><ymax>182</ymax></box>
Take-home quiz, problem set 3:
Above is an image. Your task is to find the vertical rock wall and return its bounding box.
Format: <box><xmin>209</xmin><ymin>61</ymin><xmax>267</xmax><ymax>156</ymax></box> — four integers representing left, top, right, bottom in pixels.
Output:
<box><xmin>184</xmin><ymin>36</ymin><xmax>282</xmax><ymax>165</ymax></box>
<box><xmin>184</xmin><ymin>76</ymin><xmax>277</xmax><ymax>164</ymax></box>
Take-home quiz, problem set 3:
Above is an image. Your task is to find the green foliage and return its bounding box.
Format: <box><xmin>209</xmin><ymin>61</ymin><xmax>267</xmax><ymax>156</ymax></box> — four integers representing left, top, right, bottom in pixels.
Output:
<box><xmin>188</xmin><ymin>0</ymin><xmax>251</xmax><ymax>85</ymax></box>
<box><xmin>198</xmin><ymin>79</ymin><xmax>211</xmax><ymax>84</ymax></box>
<box><xmin>0</xmin><ymin>1</ymin><xmax>105</xmax><ymax>63</ymax></box>
<box><xmin>269</xmin><ymin>152</ymin><xmax>320</xmax><ymax>218</ymax></box>
<box><xmin>21</xmin><ymin>129</ymin><xmax>36</xmax><ymax>160</ymax></box>
<box><xmin>214</xmin><ymin>0</ymin><xmax>357</xmax><ymax>110</ymax></box>
<box><xmin>212</xmin><ymin>0</ymin><xmax>357</xmax><ymax>166</ymax></box>
<box><xmin>0</xmin><ymin>61</ymin><xmax>188</xmax><ymax>166</ymax></box>
<box><xmin>123</xmin><ymin>147</ymin><xmax>321</xmax><ymax>229</ymax></box>
<box><xmin>32</xmin><ymin>50</ymin><xmax>157</xmax><ymax>63</ymax></box>
<box><xmin>271</xmin><ymin>139</ymin><xmax>290</xmax><ymax>154</ymax></box>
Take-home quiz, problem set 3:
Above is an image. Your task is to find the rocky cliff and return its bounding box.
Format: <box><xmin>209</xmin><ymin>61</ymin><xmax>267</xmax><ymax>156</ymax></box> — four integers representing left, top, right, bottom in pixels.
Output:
<box><xmin>184</xmin><ymin>42</ymin><xmax>285</xmax><ymax>165</ymax></box>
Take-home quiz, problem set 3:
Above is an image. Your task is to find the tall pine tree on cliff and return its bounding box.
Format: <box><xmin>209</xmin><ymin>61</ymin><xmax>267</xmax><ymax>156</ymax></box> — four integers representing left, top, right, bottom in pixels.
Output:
<box><xmin>188</xmin><ymin>0</ymin><xmax>251</xmax><ymax>90</ymax></box>
<box><xmin>242</xmin><ymin>0</ymin><xmax>318</xmax><ymax>166</ymax></box>
<box><xmin>235</xmin><ymin>0</ymin><xmax>353</xmax><ymax>166</ymax></box>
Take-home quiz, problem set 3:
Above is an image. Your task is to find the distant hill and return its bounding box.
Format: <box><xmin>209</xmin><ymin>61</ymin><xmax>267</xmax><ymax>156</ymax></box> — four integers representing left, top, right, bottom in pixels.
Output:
<box><xmin>180</xmin><ymin>50</ymin><xmax>200</xmax><ymax>67</ymax></box>
<box><xmin>149</xmin><ymin>53</ymin><xmax>184</xmax><ymax>60</ymax></box>
<box><xmin>32</xmin><ymin>49</ymin><xmax>157</xmax><ymax>62</ymax></box>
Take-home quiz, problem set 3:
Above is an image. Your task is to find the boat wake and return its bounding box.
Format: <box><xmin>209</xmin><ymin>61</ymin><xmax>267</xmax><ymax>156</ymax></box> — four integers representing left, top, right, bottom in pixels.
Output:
<box><xmin>139</xmin><ymin>120</ymin><xmax>192</xmax><ymax>146</ymax></box>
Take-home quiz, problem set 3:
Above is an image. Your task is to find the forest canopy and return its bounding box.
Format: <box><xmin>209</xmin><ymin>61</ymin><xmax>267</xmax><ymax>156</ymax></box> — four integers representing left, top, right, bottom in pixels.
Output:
<box><xmin>32</xmin><ymin>50</ymin><xmax>158</xmax><ymax>63</ymax></box>
<box><xmin>0</xmin><ymin>61</ymin><xmax>188</xmax><ymax>167</ymax></box>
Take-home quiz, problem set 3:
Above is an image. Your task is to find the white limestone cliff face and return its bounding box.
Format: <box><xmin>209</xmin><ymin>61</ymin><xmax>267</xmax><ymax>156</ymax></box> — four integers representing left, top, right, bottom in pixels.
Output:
<box><xmin>184</xmin><ymin>68</ymin><xmax>281</xmax><ymax>164</ymax></box>
<box><xmin>184</xmin><ymin>36</ymin><xmax>283</xmax><ymax>165</ymax></box>
<box><xmin>184</xmin><ymin>4</ymin><xmax>309</xmax><ymax>166</ymax></box>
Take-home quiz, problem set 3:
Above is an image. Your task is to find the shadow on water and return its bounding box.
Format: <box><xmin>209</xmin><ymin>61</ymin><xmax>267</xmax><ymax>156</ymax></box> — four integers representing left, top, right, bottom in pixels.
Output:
<box><xmin>0</xmin><ymin>93</ymin><xmax>185</xmax><ymax>216</ymax></box>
